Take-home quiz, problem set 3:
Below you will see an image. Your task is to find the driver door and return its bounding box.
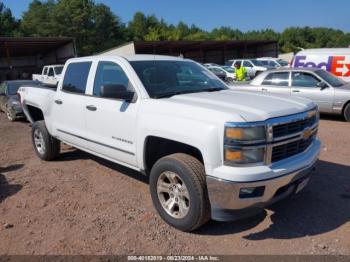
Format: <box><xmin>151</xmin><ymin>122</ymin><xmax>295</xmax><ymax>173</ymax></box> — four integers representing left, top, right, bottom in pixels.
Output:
<box><xmin>291</xmin><ymin>71</ymin><xmax>334</xmax><ymax>112</ymax></box>
<box><xmin>84</xmin><ymin>60</ymin><xmax>139</xmax><ymax>167</ymax></box>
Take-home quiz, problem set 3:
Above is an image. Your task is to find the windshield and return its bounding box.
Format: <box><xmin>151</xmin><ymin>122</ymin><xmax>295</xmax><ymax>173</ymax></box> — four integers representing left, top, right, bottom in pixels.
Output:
<box><xmin>221</xmin><ymin>66</ymin><xmax>234</xmax><ymax>73</ymax></box>
<box><xmin>315</xmin><ymin>70</ymin><xmax>346</xmax><ymax>87</ymax></box>
<box><xmin>7</xmin><ymin>81</ymin><xmax>39</xmax><ymax>95</ymax></box>
<box><xmin>277</xmin><ymin>59</ymin><xmax>289</xmax><ymax>66</ymax></box>
<box><xmin>130</xmin><ymin>60</ymin><xmax>227</xmax><ymax>98</ymax></box>
<box><xmin>250</xmin><ymin>59</ymin><xmax>264</xmax><ymax>66</ymax></box>
<box><xmin>54</xmin><ymin>66</ymin><xmax>64</xmax><ymax>75</ymax></box>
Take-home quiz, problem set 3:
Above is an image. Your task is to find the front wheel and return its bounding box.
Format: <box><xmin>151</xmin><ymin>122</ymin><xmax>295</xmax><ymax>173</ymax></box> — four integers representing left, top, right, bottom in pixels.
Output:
<box><xmin>344</xmin><ymin>103</ymin><xmax>350</xmax><ymax>122</ymax></box>
<box><xmin>31</xmin><ymin>120</ymin><xmax>61</xmax><ymax>161</ymax></box>
<box><xmin>6</xmin><ymin>106</ymin><xmax>16</xmax><ymax>122</ymax></box>
<box><xmin>149</xmin><ymin>153</ymin><xmax>210</xmax><ymax>232</ymax></box>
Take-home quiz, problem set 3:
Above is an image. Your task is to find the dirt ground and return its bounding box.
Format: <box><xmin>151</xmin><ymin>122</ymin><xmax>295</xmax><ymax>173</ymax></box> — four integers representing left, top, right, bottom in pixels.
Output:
<box><xmin>0</xmin><ymin>112</ymin><xmax>349</xmax><ymax>255</ymax></box>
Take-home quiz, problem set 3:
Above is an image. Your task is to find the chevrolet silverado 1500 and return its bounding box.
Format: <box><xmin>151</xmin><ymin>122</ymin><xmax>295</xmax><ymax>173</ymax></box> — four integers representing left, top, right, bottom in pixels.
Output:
<box><xmin>18</xmin><ymin>55</ymin><xmax>321</xmax><ymax>231</ymax></box>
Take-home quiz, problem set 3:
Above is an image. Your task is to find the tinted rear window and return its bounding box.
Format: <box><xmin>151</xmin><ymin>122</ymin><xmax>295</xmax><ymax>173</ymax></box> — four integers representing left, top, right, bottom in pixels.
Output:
<box><xmin>62</xmin><ymin>62</ymin><xmax>92</xmax><ymax>94</ymax></box>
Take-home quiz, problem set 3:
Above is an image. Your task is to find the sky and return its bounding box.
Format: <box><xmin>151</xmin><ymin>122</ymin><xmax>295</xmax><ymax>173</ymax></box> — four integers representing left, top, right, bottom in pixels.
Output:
<box><xmin>2</xmin><ymin>0</ymin><xmax>350</xmax><ymax>32</ymax></box>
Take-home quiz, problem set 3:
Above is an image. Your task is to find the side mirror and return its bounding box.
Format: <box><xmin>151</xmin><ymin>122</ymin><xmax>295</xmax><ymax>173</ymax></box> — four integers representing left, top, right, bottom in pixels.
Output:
<box><xmin>317</xmin><ymin>81</ymin><xmax>328</xmax><ymax>90</ymax></box>
<box><xmin>100</xmin><ymin>84</ymin><xmax>135</xmax><ymax>102</ymax></box>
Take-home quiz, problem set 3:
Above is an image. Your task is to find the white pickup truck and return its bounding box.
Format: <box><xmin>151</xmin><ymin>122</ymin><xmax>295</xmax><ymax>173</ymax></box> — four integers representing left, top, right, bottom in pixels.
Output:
<box><xmin>32</xmin><ymin>65</ymin><xmax>64</xmax><ymax>86</ymax></box>
<box><xmin>19</xmin><ymin>55</ymin><xmax>321</xmax><ymax>231</ymax></box>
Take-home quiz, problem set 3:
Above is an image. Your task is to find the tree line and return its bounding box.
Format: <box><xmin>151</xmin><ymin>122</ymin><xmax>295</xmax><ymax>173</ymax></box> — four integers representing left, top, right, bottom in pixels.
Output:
<box><xmin>1</xmin><ymin>0</ymin><xmax>350</xmax><ymax>56</ymax></box>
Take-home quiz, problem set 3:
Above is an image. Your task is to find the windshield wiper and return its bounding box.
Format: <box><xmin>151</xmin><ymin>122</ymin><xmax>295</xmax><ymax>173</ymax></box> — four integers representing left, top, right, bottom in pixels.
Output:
<box><xmin>202</xmin><ymin>87</ymin><xmax>226</xmax><ymax>92</ymax></box>
<box><xmin>153</xmin><ymin>88</ymin><xmax>225</xmax><ymax>98</ymax></box>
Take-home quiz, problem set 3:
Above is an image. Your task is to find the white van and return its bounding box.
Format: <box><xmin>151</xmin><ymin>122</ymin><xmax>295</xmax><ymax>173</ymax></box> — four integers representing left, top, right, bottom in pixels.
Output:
<box><xmin>292</xmin><ymin>48</ymin><xmax>350</xmax><ymax>82</ymax></box>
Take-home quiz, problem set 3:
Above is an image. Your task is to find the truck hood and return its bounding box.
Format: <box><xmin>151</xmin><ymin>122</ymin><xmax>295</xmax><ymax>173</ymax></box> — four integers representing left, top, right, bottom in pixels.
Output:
<box><xmin>164</xmin><ymin>90</ymin><xmax>315</xmax><ymax>122</ymax></box>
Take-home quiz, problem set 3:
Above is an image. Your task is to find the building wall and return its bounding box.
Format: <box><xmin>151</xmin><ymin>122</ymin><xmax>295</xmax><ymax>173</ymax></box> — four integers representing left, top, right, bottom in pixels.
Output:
<box><xmin>98</xmin><ymin>42</ymin><xmax>135</xmax><ymax>56</ymax></box>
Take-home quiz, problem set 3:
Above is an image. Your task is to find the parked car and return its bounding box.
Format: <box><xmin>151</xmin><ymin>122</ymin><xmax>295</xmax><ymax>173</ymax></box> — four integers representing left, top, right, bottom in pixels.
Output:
<box><xmin>226</xmin><ymin>59</ymin><xmax>271</xmax><ymax>78</ymax></box>
<box><xmin>0</xmin><ymin>80</ymin><xmax>41</xmax><ymax>121</ymax></box>
<box><xmin>19</xmin><ymin>55</ymin><xmax>320</xmax><ymax>232</ymax></box>
<box><xmin>221</xmin><ymin>66</ymin><xmax>237</xmax><ymax>83</ymax></box>
<box><xmin>207</xmin><ymin>66</ymin><xmax>227</xmax><ymax>81</ymax></box>
<box><xmin>32</xmin><ymin>65</ymin><xmax>64</xmax><ymax>86</ymax></box>
<box><xmin>257</xmin><ymin>57</ymin><xmax>289</xmax><ymax>68</ymax></box>
<box><xmin>292</xmin><ymin>48</ymin><xmax>350</xmax><ymax>82</ymax></box>
<box><xmin>230</xmin><ymin>68</ymin><xmax>350</xmax><ymax>121</ymax></box>
<box><xmin>203</xmin><ymin>63</ymin><xmax>219</xmax><ymax>67</ymax></box>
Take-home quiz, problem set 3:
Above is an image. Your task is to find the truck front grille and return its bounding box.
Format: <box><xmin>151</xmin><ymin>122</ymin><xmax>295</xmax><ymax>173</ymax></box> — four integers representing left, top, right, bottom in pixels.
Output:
<box><xmin>273</xmin><ymin>115</ymin><xmax>316</xmax><ymax>139</ymax></box>
<box><xmin>271</xmin><ymin>135</ymin><xmax>314</xmax><ymax>163</ymax></box>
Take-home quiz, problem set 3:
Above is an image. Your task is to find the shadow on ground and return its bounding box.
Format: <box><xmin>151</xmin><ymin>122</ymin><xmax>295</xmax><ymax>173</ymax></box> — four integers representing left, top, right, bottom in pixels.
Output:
<box><xmin>198</xmin><ymin>160</ymin><xmax>350</xmax><ymax>238</ymax></box>
<box><xmin>53</xmin><ymin>148</ymin><xmax>350</xmax><ymax>239</ymax></box>
<box><xmin>0</xmin><ymin>164</ymin><xmax>24</xmax><ymax>203</ymax></box>
<box><xmin>56</xmin><ymin>149</ymin><xmax>149</xmax><ymax>184</ymax></box>
<box><xmin>320</xmin><ymin>114</ymin><xmax>346</xmax><ymax>122</ymax></box>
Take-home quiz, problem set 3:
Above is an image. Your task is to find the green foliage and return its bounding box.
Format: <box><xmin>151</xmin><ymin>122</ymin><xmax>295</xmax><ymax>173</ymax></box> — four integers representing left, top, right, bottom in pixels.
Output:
<box><xmin>0</xmin><ymin>2</ymin><xmax>19</xmax><ymax>36</ymax></box>
<box><xmin>20</xmin><ymin>0</ymin><xmax>126</xmax><ymax>55</ymax></box>
<box><xmin>2</xmin><ymin>2</ymin><xmax>350</xmax><ymax>55</ymax></box>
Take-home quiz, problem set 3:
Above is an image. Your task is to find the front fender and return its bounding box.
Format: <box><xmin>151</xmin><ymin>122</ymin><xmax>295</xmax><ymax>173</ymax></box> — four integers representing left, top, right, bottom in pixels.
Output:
<box><xmin>137</xmin><ymin>113</ymin><xmax>223</xmax><ymax>176</ymax></box>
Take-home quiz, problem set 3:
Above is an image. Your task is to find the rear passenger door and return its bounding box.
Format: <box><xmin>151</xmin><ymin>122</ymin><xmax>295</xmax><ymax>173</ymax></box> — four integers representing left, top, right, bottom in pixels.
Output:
<box><xmin>52</xmin><ymin>61</ymin><xmax>92</xmax><ymax>149</ymax></box>
<box><xmin>259</xmin><ymin>72</ymin><xmax>291</xmax><ymax>95</ymax></box>
<box><xmin>291</xmin><ymin>71</ymin><xmax>334</xmax><ymax>112</ymax></box>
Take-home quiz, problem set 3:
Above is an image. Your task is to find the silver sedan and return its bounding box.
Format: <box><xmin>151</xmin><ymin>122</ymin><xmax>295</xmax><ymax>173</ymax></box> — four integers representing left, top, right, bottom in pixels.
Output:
<box><xmin>230</xmin><ymin>68</ymin><xmax>350</xmax><ymax>121</ymax></box>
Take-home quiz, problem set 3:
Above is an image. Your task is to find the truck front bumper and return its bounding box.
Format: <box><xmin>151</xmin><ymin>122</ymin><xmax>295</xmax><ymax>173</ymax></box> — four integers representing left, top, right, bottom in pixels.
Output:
<box><xmin>207</xmin><ymin>139</ymin><xmax>320</xmax><ymax>221</ymax></box>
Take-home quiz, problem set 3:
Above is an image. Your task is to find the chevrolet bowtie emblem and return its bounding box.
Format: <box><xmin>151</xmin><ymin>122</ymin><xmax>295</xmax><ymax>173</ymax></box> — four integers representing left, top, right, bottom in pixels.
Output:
<box><xmin>303</xmin><ymin>128</ymin><xmax>312</xmax><ymax>140</ymax></box>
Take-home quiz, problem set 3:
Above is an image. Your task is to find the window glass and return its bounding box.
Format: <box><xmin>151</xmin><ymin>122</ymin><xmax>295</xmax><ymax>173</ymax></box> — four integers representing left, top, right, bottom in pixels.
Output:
<box><xmin>250</xmin><ymin>59</ymin><xmax>264</xmax><ymax>66</ymax></box>
<box><xmin>43</xmin><ymin>67</ymin><xmax>48</xmax><ymax>75</ymax></box>
<box><xmin>62</xmin><ymin>62</ymin><xmax>92</xmax><ymax>94</ymax></box>
<box><xmin>93</xmin><ymin>61</ymin><xmax>131</xmax><ymax>97</ymax></box>
<box><xmin>48</xmin><ymin>68</ymin><xmax>54</xmax><ymax>77</ymax></box>
<box><xmin>292</xmin><ymin>72</ymin><xmax>320</xmax><ymax>87</ymax></box>
<box><xmin>54</xmin><ymin>66</ymin><xmax>64</xmax><ymax>75</ymax></box>
<box><xmin>315</xmin><ymin>70</ymin><xmax>345</xmax><ymax>87</ymax></box>
<box><xmin>262</xmin><ymin>72</ymin><xmax>290</xmax><ymax>86</ymax></box>
<box><xmin>130</xmin><ymin>60</ymin><xmax>227</xmax><ymax>98</ymax></box>
<box><xmin>243</xmin><ymin>61</ymin><xmax>252</xmax><ymax>67</ymax></box>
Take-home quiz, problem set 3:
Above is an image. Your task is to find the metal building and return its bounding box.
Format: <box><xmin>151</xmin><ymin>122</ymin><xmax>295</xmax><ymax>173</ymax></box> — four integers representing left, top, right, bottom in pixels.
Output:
<box><xmin>98</xmin><ymin>40</ymin><xmax>278</xmax><ymax>64</ymax></box>
<box><xmin>0</xmin><ymin>37</ymin><xmax>76</xmax><ymax>81</ymax></box>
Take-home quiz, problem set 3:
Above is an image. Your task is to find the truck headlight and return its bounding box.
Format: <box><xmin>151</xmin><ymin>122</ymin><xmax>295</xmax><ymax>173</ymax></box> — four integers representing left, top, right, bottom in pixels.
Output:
<box><xmin>224</xmin><ymin>147</ymin><xmax>265</xmax><ymax>165</ymax></box>
<box><xmin>224</xmin><ymin>124</ymin><xmax>266</xmax><ymax>166</ymax></box>
<box><xmin>225</xmin><ymin>126</ymin><xmax>266</xmax><ymax>142</ymax></box>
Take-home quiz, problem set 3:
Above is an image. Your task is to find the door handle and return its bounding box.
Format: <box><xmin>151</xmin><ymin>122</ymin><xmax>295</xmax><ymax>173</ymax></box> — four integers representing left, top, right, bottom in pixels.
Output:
<box><xmin>292</xmin><ymin>90</ymin><xmax>300</xmax><ymax>93</ymax></box>
<box><xmin>86</xmin><ymin>105</ymin><xmax>97</xmax><ymax>111</ymax></box>
<box><xmin>261</xmin><ymin>88</ymin><xmax>268</xmax><ymax>91</ymax></box>
<box><xmin>54</xmin><ymin>99</ymin><xmax>63</xmax><ymax>105</ymax></box>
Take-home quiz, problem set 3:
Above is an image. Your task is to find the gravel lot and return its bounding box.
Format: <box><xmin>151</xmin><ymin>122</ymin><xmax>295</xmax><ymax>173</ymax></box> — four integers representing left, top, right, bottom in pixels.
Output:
<box><xmin>0</xmin><ymin>112</ymin><xmax>349</xmax><ymax>255</ymax></box>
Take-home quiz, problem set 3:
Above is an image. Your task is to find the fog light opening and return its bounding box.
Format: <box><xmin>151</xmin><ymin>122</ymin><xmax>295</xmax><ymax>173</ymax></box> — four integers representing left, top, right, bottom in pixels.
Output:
<box><xmin>239</xmin><ymin>186</ymin><xmax>265</xmax><ymax>199</ymax></box>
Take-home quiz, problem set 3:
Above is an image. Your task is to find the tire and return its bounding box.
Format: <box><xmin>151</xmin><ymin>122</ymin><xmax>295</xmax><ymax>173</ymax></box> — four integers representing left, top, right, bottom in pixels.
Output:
<box><xmin>344</xmin><ymin>103</ymin><xmax>350</xmax><ymax>122</ymax></box>
<box><xmin>6</xmin><ymin>105</ymin><xmax>16</xmax><ymax>122</ymax></box>
<box><xmin>31</xmin><ymin>120</ymin><xmax>60</xmax><ymax>161</ymax></box>
<box><xmin>149</xmin><ymin>153</ymin><xmax>210</xmax><ymax>232</ymax></box>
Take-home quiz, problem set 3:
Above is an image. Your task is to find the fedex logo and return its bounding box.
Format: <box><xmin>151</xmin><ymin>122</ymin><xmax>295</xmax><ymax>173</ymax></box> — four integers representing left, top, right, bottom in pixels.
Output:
<box><xmin>294</xmin><ymin>55</ymin><xmax>350</xmax><ymax>77</ymax></box>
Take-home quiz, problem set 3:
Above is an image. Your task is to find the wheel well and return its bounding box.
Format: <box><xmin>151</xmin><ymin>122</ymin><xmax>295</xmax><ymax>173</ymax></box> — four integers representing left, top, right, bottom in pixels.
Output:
<box><xmin>27</xmin><ymin>105</ymin><xmax>44</xmax><ymax>122</ymax></box>
<box><xmin>342</xmin><ymin>100</ymin><xmax>350</xmax><ymax>115</ymax></box>
<box><xmin>143</xmin><ymin>136</ymin><xmax>204</xmax><ymax>174</ymax></box>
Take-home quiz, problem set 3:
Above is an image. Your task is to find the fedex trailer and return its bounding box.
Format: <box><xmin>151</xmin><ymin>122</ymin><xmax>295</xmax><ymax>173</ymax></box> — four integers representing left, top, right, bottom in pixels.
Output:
<box><xmin>292</xmin><ymin>48</ymin><xmax>350</xmax><ymax>82</ymax></box>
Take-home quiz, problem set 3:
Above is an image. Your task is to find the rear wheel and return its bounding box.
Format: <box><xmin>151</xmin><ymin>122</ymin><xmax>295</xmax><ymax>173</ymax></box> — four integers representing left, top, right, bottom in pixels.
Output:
<box><xmin>344</xmin><ymin>103</ymin><xmax>350</xmax><ymax>122</ymax></box>
<box><xmin>149</xmin><ymin>153</ymin><xmax>210</xmax><ymax>232</ymax></box>
<box><xmin>32</xmin><ymin>120</ymin><xmax>60</xmax><ymax>161</ymax></box>
<box><xmin>6</xmin><ymin>106</ymin><xmax>16</xmax><ymax>122</ymax></box>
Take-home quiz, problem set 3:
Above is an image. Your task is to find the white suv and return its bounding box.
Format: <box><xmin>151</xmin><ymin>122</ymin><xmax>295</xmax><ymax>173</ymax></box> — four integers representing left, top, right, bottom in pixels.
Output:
<box><xmin>226</xmin><ymin>59</ymin><xmax>270</xmax><ymax>78</ymax></box>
